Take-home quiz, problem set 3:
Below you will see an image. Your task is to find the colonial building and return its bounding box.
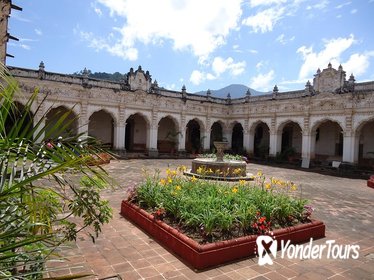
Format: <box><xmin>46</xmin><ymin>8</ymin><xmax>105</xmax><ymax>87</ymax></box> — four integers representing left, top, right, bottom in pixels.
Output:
<box><xmin>2</xmin><ymin>1</ymin><xmax>374</xmax><ymax>169</ymax></box>
<box><xmin>6</xmin><ymin>62</ymin><xmax>374</xmax><ymax>168</ymax></box>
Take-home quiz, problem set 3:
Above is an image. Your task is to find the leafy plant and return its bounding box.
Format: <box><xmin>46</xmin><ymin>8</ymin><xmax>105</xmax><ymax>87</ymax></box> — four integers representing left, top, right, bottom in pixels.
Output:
<box><xmin>0</xmin><ymin>63</ymin><xmax>113</xmax><ymax>278</ymax></box>
<box><xmin>131</xmin><ymin>167</ymin><xmax>309</xmax><ymax>243</ymax></box>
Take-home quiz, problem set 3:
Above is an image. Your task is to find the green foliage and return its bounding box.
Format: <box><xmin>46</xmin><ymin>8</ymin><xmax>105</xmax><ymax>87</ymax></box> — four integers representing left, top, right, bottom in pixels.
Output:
<box><xmin>0</xmin><ymin>63</ymin><xmax>113</xmax><ymax>278</ymax></box>
<box><xmin>198</xmin><ymin>153</ymin><xmax>243</xmax><ymax>160</ymax></box>
<box><xmin>132</xmin><ymin>168</ymin><xmax>309</xmax><ymax>243</ymax></box>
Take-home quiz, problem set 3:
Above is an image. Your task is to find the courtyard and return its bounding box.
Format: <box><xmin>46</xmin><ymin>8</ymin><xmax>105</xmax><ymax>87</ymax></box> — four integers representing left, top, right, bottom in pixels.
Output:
<box><xmin>49</xmin><ymin>159</ymin><xmax>374</xmax><ymax>280</ymax></box>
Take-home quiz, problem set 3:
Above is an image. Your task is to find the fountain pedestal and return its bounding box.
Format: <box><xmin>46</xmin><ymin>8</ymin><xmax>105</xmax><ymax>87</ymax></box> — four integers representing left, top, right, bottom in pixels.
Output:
<box><xmin>186</xmin><ymin>141</ymin><xmax>252</xmax><ymax>181</ymax></box>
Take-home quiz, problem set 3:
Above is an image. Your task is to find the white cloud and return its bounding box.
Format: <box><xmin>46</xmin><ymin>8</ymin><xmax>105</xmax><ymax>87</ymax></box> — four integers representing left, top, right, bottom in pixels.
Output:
<box><xmin>95</xmin><ymin>0</ymin><xmax>243</xmax><ymax>60</ymax></box>
<box><xmin>34</xmin><ymin>29</ymin><xmax>42</xmax><ymax>36</ymax></box>
<box><xmin>242</xmin><ymin>7</ymin><xmax>285</xmax><ymax>33</ymax></box>
<box><xmin>249</xmin><ymin>0</ymin><xmax>286</xmax><ymax>7</ymax></box>
<box><xmin>350</xmin><ymin>9</ymin><xmax>357</xmax><ymax>14</ymax></box>
<box><xmin>189</xmin><ymin>56</ymin><xmax>245</xmax><ymax>86</ymax></box>
<box><xmin>297</xmin><ymin>34</ymin><xmax>356</xmax><ymax>79</ymax></box>
<box><xmin>335</xmin><ymin>1</ymin><xmax>351</xmax><ymax>9</ymax></box>
<box><xmin>78</xmin><ymin>29</ymin><xmax>138</xmax><ymax>60</ymax></box>
<box><xmin>91</xmin><ymin>3</ymin><xmax>103</xmax><ymax>17</ymax></box>
<box><xmin>190</xmin><ymin>70</ymin><xmax>205</xmax><ymax>85</ymax></box>
<box><xmin>249</xmin><ymin>70</ymin><xmax>275</xmax><ymax>91</ymax></box>
<box><xmin>212</xmin><ymin>57</ymin><xmax>246</xmax><ymax>76</ymax></box>
<box><xmin>256</xmin><ymin>61</ymin><xmax>264</xmax><ymax>70</ymax></box>
<box><xmin>20</xmin><ymin>44</ymin><xmax>31</xmax><ymax>50</ymax></box>
<box><xmin>276</xmin><ymin>33</ymin><xmax>295</xmax><ymax>45</ymax></box>
<box><xmin>248</xmin><ymin>49</ymin><xmax>258</xmax><ymax>54</ymax></box>
<box><xmin>343</xmin><ymin>52</ymin><xmax>374</xmax><ymax>77</ymax></box>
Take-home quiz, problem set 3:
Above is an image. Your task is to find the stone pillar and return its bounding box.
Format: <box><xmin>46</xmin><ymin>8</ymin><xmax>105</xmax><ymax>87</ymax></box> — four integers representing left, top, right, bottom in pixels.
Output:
<box><xmin>301</xmin><ymin>132</ymin><xmax>313</xmax><ymax>168</ymax></box>
<box><xmin>148</xmin><ymin>110</ymin><xmax>158</xmax><ymax>156</ymax></box>
<box><xmin>269</xmin><ymin>131</ymin><xmax>281</xmax><ymax>157</ymax></box>
<box><xmin>243</xmin><ymin>129</ymin><xmax>251</xmax><ymax>154</ymax></box>
<box><xmin>178</xmin><ymin>130</ymin><xmax>186</xmax><ymax>152</ymax></box>
<box><xmin>223</xmin><ymin>127</ymin><xmax>232</xmax><ymax>149</ymax></box>
<box><xmin>202</xmin><ymin>129</ymin><xmax>210</xmax><ymax>152</ymax></box>
<box><xmin>148</xmin><ymin>125</ymin><xmax>158</xmax><ymax>157</ymax></box>
<box><xmin>342</xmin><ymin>131</ymin><xmax>355</xmax><ymax>163</ymax></box>
<box><xmin>114</xmin><ymin>123</ymin><xmax>126</xmax><ymax>150</ymax></box>
<box><xmin>353</xmin><ymin>135</ymin><xmax>360</xmax><ymax>163</ymax></box>
<box><xmin>178</xmin><ymin>114</ymin><xmax>186</xmax><ymax>154</ymax></box>
<box><xmin>33</xmin><ymin>101</ymin><xmax>45</xmax><ymax>143</ymax></box>
<box><xmin>78</xmin><ymin>102</ymin><xmax>88</xmax><ymax>136</ymax></box>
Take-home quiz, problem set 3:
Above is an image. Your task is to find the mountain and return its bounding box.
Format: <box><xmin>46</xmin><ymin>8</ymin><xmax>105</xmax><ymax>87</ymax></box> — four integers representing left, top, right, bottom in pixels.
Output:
<box><xmin>194</xmin><ymin>84</ymin><xmax>267</xmax><ymax>98</ymax></box>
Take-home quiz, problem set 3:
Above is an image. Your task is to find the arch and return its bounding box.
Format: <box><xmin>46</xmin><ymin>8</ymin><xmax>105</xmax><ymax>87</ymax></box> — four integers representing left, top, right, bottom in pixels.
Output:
<box><xmin>355</xmin><ymin>118</ymin><xmax>374</xmax><ymax>168</ymax></box>
<box><xmin>3</xmin><ymin>101</ymin><xmax>34</xmax><ymax>138</ymax></box>
<box><xmin>252</xmin><ymin>121</ymin><xmax>270</xmax><ymax>158</ymax></box>
<box><xmin>231</xmin><ymin>122</ymin><xmax>244</xmax><ymax>154</ymax></box>
<box><xmin>88</xmin><ymin>110</ymin><xmax>114</xmax><ymax>148</ymax></box>
<box><xmin>210</xmin><ymin>121</ymin><xmax>224</xmax><ymax>150</ymax></box>
<box><xmin>125</xmin><ymin>113</ymin><xmax>149</xmax><ymax>152</ymax></box>
<box><xmin>249</xmin><ymin>119</ymin><xmax>271</xmax><ymax>134</ymax></box>
<box><xmin>185</xmin><ymin>119</ymin><xmax>201</xmax><ymax>154</ymax></box>
<box><xmin>45</xmin><ymin>106</ymin><xmax>78</xmax><ymax>139</ymax></box>
<box><xmin>310</xmin><ymin>117</ymin><xmax>344</xmax><ymax>134</ymax></box>
<box><xmin>185</xmin><ymin>116</ymin><xmax>205</xmax><ymax>132</ymax></box>
<box><xmin>312</xmin><ymin>119</ymin><xmax>343</xmax><ymax>161</ymax></box>
<box><xmin>157</xmin><ymin>116</ymin><xmax>179</xmax><ymax>153</ymax></box>
<box><xmin>276</xmin><ymin>119</ymin><xmax>303</xmax><ymax>135</ymax></box>
<box><xmin>278</xmin><ymin>121</ymin><xmax>302</xmax><ymax>158</ymax></box>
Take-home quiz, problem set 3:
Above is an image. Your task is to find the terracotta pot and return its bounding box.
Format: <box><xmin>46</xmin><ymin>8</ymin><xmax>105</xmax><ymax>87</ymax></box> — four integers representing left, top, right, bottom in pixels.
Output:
<box><xmin>120</xmin><ymin>200</ymin><xmax>326</xmax><ymax>270</ymax></box>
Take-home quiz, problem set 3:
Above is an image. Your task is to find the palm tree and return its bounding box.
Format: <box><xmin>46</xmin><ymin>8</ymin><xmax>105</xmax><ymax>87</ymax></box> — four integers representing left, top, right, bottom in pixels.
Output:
<box><xmin>0</xmin><ymin>63</ymin><xmax>113</xmax><ymax>279</ymax></box>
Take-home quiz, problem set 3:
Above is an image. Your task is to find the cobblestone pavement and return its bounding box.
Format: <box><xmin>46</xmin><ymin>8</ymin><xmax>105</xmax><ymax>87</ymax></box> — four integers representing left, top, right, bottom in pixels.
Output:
<box><xmin>50</xmin><ymin>159</ymin><xmax>374</xmax><ymax>280</ymax></box>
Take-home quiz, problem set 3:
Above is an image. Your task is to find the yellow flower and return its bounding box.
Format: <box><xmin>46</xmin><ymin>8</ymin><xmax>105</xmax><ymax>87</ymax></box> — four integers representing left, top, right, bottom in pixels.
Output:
<box><xmin>170</xmin><ymin>170</ymin><xmax>177</xmax><ymax>177</ymax></box>
<box><xmin>207</xmin><ymin>168</ymin><xmax>213</xmax><ymax>174</ymax></box>
<box><xmin>232</xmin><ymin>187</ymin><xmax>238</xmax><ymax>193</ymax></box>
<box><xmin>232</xmin><ymin>168</ymin><xmax>239</xmax><ymax>175</ymax></box>
<box><xmin>166</xmin><ymin>168</ymin><xmax>171</xmax><ymax>176</ymax></box>
<box><xmin>257</xmin><ymin>170</ymin><xmax>263</xmax><ymax>177</ymax></box>
<box><xmin>191</xmin><ymin>176</ymin><xmax>197</xmax><ymax>182</ymax></box>
<box><xmin>159</xmin><ymin>178</ymin><xmax>166</xmax><ymax>185</ymax></box>
<box><xmin>265</xmin><ymin>183</ymin><xmax>271</xmax><ymax>190</ymax></box>
<box><xmin>197</xmin><ymin>166</ymin><xmax>204</xmax><ymax>174</ymax></box>
<box><xmin>175</xmin><ymin>185</ymin><xmax>181</xmax><ymax>191</ymax></box>
<box><xmin>239</xmin><ymin>179</ymin><xmax>246</xmax><ymax>186</ymax></box>
<box><xmin>168</xmin><ymin>178</ymin><xmax>173</xmax><ymax>184</ymax></box>
<box><xmin>291</xmin><ymin>183</ymin><xmax>298</xmax><ymax>191</ymax></box>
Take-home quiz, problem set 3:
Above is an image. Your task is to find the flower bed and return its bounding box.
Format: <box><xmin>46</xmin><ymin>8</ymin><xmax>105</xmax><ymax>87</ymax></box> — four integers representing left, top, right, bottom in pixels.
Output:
<box><xmin>121</xmin><ymin>167</ymin><xmax>325</xmax><ymax>269</ymax></box>
<box><xmin>368</xmin><ymin>175</ymin><xmax>374</xmax><ymax>189</ymax></box>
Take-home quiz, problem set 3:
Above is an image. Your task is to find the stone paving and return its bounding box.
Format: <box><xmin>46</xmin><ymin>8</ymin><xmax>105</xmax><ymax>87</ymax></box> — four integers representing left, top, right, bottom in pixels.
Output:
<box><xmin>49</xmin><ymin>159</ymin><xmax>374</xmax><ymax>280</ymax></box>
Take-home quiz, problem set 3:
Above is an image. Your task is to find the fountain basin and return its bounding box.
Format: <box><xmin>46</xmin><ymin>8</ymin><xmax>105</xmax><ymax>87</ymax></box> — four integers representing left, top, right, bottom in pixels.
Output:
<box><xmin>184</xmin><ymin>158</ymin><xmax>253</xmax><ymax>181</ymax></box>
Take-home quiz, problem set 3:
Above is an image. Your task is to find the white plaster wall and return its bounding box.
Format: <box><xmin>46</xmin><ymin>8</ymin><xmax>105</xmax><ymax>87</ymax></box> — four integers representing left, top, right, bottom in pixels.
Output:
<box><xmin>158</xmin><ymin>118</ymin><xmax>176</xmax><ymax>140</ymax></box>
<box><xmin>360</xmin><ymin>121</ymin><xmax>374</xmax><ymax>158</ymax></box>
<box><xmin>88</xmin><ymin>111</ymin><xmax>113</xmax><ymax>145</ymax></box>
<box><xmin>133</xmin><ymin>115</ymin><xmax>147</xmax><ymax>144</ymax></box>
<box><xmin>315</xmin><ymin>122</ymin><xmax>341</xmax><ymax>156</ymax></box>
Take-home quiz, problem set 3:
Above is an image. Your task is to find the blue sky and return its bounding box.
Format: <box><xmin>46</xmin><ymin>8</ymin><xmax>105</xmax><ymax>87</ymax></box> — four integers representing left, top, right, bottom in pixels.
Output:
<box><xmin>7</xmin><ymin>0</ymin><xmax>374</xmax><ymax>94</ymax></box>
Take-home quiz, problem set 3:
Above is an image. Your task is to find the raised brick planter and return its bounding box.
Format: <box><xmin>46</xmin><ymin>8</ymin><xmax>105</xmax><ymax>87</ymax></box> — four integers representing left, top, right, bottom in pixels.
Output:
<box><xmin>121</xmin><ymin>200</ymin><xmax>326</xmax><ymax>270</ymax></box>
<box><xmin>368</xmin><ymin>175</ymin><xmax>374</xmax><ymax>189</ymax></box>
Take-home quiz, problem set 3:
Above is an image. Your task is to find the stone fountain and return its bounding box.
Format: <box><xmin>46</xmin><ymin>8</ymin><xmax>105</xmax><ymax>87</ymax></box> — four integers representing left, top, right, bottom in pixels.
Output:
<box><xmin>185</xmin><ymin>141</ymin><xmax>253</xmax><ymax>181</ymax></box>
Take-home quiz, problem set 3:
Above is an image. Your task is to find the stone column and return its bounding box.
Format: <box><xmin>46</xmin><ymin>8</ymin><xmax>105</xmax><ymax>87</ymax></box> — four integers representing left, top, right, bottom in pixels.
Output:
<box><xmin>342</xmin><ymin>131</ymin><xmax>355</xmax><ymax>163</ymax></box>
<box><xmin>148</xmin><ymin>124</ymin><xmax>158</xmax><ymax>157</ymax></box>
<box><xmin>178</xmin><ymin>114</ymin><xmax>186</xmax><ymax>153</ymax></box>
<box><xmin>113</xmin><ymin>123</ymin><xmax>126</xmax><ymax>150</ymax></box>
<box><xmin>148</xmin><ymin>110</ymin><xmax>158</xmax><ymax>156</ymax></box>
<box><xmin>33</xmin><ymin>101</ymin><xmax>45</xmax><ymax>143</ymax></box>
<box><xmin>223</xmin><ymin>127</ymin><xmax>232</xmax><ymax>149</ymax></box>
<box><xmin>202</xmin><ymin>129</ymin><xmax>210</xmax><ymax>152</ymax></box>
<box><xmin>301</xmin><ymin>132</ymin><xmax>313</xmax><ymax>168</ymax></box>
<box><xmin>78</xmin><ymin>102</ymin><xmax>88</xmax><ymax>136</ymax></box>
<box><xmin>269</xmin><ymin>130</ymin><xmax>281</xmax><ymax>157</ymax></box>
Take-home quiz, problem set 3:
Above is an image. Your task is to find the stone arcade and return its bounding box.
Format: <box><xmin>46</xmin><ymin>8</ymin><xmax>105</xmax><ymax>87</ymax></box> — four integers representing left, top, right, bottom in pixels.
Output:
<box><xmin>1</xmin><ymin>1</ymin><xmax>374</xmax><ymax>169</ymax></box>
<box><xmin>6</xmin><ymin>62</ymin><xmax>374</xmax><ymax>169</ymax></box>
